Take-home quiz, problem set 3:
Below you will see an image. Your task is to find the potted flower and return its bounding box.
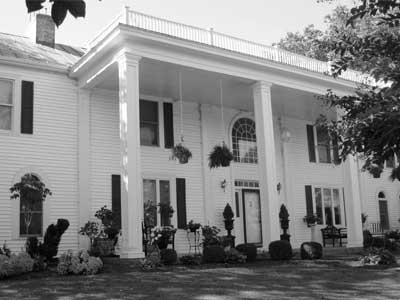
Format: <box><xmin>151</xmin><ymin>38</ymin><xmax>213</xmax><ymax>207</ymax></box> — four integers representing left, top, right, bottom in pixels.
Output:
<box><xmin>172</xmin><ymin>143</ymin><xmax>192</xmax><ymax>164</ymax></box>
<box><xmin>186</xmin><ymin>220</ymin><xmax>201</xmax><ymax>232</ymax></box>
<box><xmin>93</xmin><ymin>206</ymin><xmax>119</xmax><ymax>256</ymax></box>
<box><xmin>303</xmin><ymin>214</ymin><xmax>319</xmax><ymax>227</ymax></box>
<box><xmin>209</xmin><ymin>142</ymin><xmax>233</xmax><ymax>168</ymax></box>
<box><xmin>152</xmin><ymin>226</ymin><xmax>177</xmax><ymax>250</ymax></box>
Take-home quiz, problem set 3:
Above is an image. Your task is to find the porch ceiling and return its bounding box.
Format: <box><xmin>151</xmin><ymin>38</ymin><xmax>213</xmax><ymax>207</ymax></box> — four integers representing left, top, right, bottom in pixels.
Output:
<box><xmin>94</xmin><ymin>58</ymin><xmax>336</xmax><ymax>120</ymax></box>
<box><xmin>96</xmin><ymin>58</ymin><xmax>256</xmax><ymax>110</ymax></box>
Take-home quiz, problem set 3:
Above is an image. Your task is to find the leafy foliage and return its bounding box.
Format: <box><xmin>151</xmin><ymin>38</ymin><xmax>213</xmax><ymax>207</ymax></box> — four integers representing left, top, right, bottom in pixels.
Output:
<box><xmin>172</xmin><ymin>143</ymin><xmax>192</xmax><ymax>164</ymax></box>
<box><xmin>208</xmin><ymin>143</ymin><xmax>234</xmax><ymax>168</ymax></box>
<box><xmin>223</xmin><ymin>203</ymin><xmax>234</xmax><ymax>236</ymax></box>
<box><xmin>160</xmin><ymin>248</ymin><xmax>177</xmax><ymax>265</ymax></box>
<box><xmin>57</xmin><ymin>250</ymin><xmax>103</xmax><ymax>275</ymax></box>
<box><xmin>312</xmin><ymin>1</ymin><xmax>400</xmax><ymax>179</ymax></box>
<box><xmin>268</xmin><ymin>240</ymin><xmax>293</xmax><ymax>260</ymax></box>
<box><xmin>0</xmin><ymin>253</ymin><xmax>34</xmax><ymax>279</ymax></box>
<box><xmin>235</xmin><ymin>243</ymin><xmax>257</xmax><ymax>262</ymax></box>
<box><xmin>40</xmin><ymin>218</ymin><xmax>70</xmax><ymax>260</ymax></box>
<box><xmin>201</xmin><ymin>225</ymin><xmax>221</xmax><ymax>247</ymax></box>
<box><xmin>25</xmin><ymin>0</ymin><xmax>87</xmax><ymax>27</ymax></box>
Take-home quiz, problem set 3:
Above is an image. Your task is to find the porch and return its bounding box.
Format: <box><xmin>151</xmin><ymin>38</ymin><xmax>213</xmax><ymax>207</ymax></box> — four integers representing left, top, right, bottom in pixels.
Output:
<box><xmin>70</xmin><ymin>8</ymin><xmax>364</xmax><ymax>258</ymax></box>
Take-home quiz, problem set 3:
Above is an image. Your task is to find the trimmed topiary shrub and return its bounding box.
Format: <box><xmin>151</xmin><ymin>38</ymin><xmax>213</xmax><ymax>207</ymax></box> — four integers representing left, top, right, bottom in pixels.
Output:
<box><xmin>236</xmin><ymin>243</ymin><xmax>257</xmax><ymax>262</ymax></box>
<box><xmin>160</xmin><ymin>249</ymin><xmax>178</xmax><ymax>265</ymax></box>
<box><xmin>203</xmin><ymin>245</ymin><xmax>225</xmax><ymax>263</ymax></box>
<box><xmin>40</xmin><ymin>218</ymin><xmax>70</xmax><ymax>260</ymax></box>
<box><xmin>268</xmin><ymin>240</ymin><xmax>292</xmax><ymax>260</ymax></box>
<box><xmin>300</xmin><ymin>242</ymin><xmax>323</xmax><ymax>260</ymax></box>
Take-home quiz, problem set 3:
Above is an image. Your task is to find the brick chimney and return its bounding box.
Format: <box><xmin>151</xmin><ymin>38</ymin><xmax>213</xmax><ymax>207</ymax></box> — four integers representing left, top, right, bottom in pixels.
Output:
<box><xmin>27</xmin><ymin>14</ymin><xmax>55</xmax><ymax>48</ymax></box>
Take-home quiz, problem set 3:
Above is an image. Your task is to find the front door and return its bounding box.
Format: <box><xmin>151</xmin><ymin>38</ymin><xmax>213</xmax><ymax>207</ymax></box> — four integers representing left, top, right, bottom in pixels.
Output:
<box><xmin>242</xmin><ymin>189</ymin><xmax>262</xmax><ymax>244</ymax></box>
<box><xmin>379</xmin><ymin>200</ymin><xmax>390</xmax><ymax>230</ymax></box>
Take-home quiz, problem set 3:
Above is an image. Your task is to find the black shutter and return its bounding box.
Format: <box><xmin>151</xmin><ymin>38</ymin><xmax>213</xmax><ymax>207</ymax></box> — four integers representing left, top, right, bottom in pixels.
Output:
<box><xmin>332</xmin><ymin>136</ymin><xmax>340</xmax><ymax>165</ymax></box>
<box><xmin>306</xmin><ymin>125</ymin><xmax>316</xmax><ymax>162</ymax></box>
<box><xmin>305</xmin><ymin>185</ymin><xmax>313</xmax><ymax>216</ymax></box>
<box><xmin>21</xmin><ymin>81</ymin><xmax>34</xmax><ymax>134</ymax></box>
<box><xmin>342</xmin><ymin>188</ymin><xmax>347</xmax><ymax>227</ymax></box>
<box><xmin>163</xmin><ymin>102</ymin><xmax>174</xmax><ymax>148</ymax></box>
<box><xmin>176</xmin><ymin>178</ymin><xmax>187</xmax><ymax>229</ymax></box>
<box><xmin>112</xmin><ymin>175</ymin><xmax>121</xmax><ymax>230</ymax></box>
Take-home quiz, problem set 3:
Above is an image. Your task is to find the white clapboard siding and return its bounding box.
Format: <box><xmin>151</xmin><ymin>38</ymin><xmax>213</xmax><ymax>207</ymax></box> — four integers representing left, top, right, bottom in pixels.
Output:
<box><xmin>0</xmin><ymin>64</ymin><xmax>78</xmax><ymax>253</ymax></box>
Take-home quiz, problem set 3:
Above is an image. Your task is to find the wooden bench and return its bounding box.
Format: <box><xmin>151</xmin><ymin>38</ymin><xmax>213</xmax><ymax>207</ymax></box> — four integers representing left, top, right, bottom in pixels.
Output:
<box><xmin>321</xmin><ymin>225</ymin><xmax>347</xmax><ymax>247</ymax></box>
<box><xmin>368</xmin><ymin>222</ymin><xmax>385</xmax><ymax>237</ymax></box>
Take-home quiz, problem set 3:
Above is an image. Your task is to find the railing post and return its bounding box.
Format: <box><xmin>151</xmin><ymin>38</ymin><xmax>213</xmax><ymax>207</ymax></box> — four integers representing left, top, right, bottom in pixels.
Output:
<box><xmin>125</xmin><ymin>6</ymin><xmax>130</xmax><ymax>25</ymax></box>
<box><xmin>209</xmin><ymin>27</ymin><xmax>214</xmax><ymax>46</ymax></box>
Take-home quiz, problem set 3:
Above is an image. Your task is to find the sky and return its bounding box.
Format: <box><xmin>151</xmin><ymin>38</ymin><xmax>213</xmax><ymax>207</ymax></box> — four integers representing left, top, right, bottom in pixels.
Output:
<box><xmin>0</xmin><ymin>0</ymin><xmax>354</xmax><ymax>48</ymax></box>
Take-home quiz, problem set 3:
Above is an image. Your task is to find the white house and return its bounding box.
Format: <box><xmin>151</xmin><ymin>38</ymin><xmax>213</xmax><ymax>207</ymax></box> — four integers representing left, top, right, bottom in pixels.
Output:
<box><xmin>0</xmin><ymin>9</ymin><xmax>399</xmax><ymax>258</ymax></box>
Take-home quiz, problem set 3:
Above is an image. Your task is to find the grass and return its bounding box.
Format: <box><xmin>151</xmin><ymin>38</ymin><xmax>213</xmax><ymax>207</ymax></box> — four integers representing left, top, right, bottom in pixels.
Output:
<box><xmin>1</xmin><ymin>256</ymin><xmax>400</xmax><ymax>300</ymax></box>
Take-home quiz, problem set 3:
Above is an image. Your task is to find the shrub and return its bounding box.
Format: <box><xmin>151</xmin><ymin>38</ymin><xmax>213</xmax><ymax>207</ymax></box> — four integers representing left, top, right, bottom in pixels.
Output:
<box><xmin>236</xmin><ymin>244</ymin><xmax>257</xmax><ymax>262</ymax></box>
<box><xmin>360</xmin><ymin>248</ymin><xmax>397</xmax><ymax>266</ymax></box>
<box><xmin>201</xmin><ymin>225</ymin><xmax>221</xmax><ymax>247</ymax></box>
<box><xmin>268</xmin><ymin>240</ymin><xmax>292</xmax><ymax>260</ymax></box>
<box><xmin>0</xmin><ymin>242</ymin><xmax>11</xmax><ymax>257</ymax></box>
<box><xmin>203</xmin><ymin>245</ymin><xmax>225</xmax><ymax>263</ymax></box>
<box><xmin>179</xmin><ymin>255</ymin><xmax>201</xmax><ymax>266</ymax></box>
<box><xmin>40</xmin><ymin>218</ymin><xmax>70</xmax><ymax>260</ymax></box>
<box><xmin>223</xmin><ymin>204</ymin><xmax>234</xmax><ymax>236</ymax></box>
<box><xmin>160</xmin><ymin>249</ymin><xmax>177</xmax><ymax>265</ymax></box>
<box><xmin>57</xmin><ymin>250</ymin><xmax>103</xmax><ymax>275</ymax></box>
<box><xmin>300</xmin><ymin>242</ymin><xmax>323</xmax><ymax>260</ymax></box>
<box><xmin>363</xmin><ymin>230</ymin><xmax>373</xmax><ymax>248</ymax></box>
<box><xmin>26</xmin><ymin>237</ymin><xmax>40</xmax><ymax>258</ymax></box>
<box><xmin>386</xmin><ymin>230</ymin><xmax>400</xmax><ymax>241</ymax></box>
<box><xmin>224</xmin><ymin>248</ymin><xmax>246</xmax><ymax>264</ymax></box>
<box><xmin>0</xmin><ymin>253</ymin><xmax>34</xmax><ymax>279</ymax></box>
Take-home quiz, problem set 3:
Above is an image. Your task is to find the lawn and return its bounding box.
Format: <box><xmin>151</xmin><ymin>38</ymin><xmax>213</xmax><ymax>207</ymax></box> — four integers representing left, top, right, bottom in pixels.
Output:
<box><xmin>1</xmin><ymin>257</ymin><xmax>399</xmax><ymax>300</ymax></box>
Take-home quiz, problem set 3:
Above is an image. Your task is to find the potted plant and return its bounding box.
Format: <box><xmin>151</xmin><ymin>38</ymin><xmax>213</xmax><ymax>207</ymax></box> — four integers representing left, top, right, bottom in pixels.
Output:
<box><xmin>279</xmin><ymin>204</ymin><xmax>290</xmax><ymax>242</ymax></box>
<box><xmin>208</xmin><ymin>142</ymin><xmax>234</xmax><ymax>168</ymax></box>
<box><xmin>93</xmin><ymin>206</ymin><xmax>119</xmax><ymax>256</ymax></box>
<box><xmin>79</xmin><ymin>220</ymin><xmax>100</xmax><ymax>249</ymax></box>
<box><xmin>158</xmin><ymin>203</ymin><xmax>174</xmax><ymax>226</ymax></box>
<box><xmin>303</xmin><ymin>214</ymin><xmax>319</xmax><ymax>228</ymax></box>
<box><xmin>152</xmin><ymin>226</ymin><xmax>177</xmax><ymax>250</ymax></box>
<box><xmin>186</xmin><ymin>220</ymin><xmax>201</xmax><ymax>232</ymax></box>
<box><xmin>172</xmin><ymin>143</ymin><xmax>192</xmax><ymax>164</ymax></box>
<box><xmin>222</xmin><ymin>203</ymin><xmax>235</xmax><ymax>247</ymax></box>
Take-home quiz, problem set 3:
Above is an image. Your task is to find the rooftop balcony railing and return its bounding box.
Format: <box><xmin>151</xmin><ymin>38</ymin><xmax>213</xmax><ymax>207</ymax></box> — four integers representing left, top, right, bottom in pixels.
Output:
<box><xmin>88</xmin><ymin>7</ymin><xmax>367</xmax><ymax>84</ymax></box>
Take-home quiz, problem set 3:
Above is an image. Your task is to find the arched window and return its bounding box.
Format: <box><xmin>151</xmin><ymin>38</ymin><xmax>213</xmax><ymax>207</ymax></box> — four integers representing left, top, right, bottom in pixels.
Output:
<box><xmin>232</xmin><ymin>118</ymin><xmax>257</xmax><ymax>163</ymax></box>
<box><xmin>19</xmin><ymin>173</ymin><xmax>44</xmax><ymax>237</ymax></box>
<box><xmin>378</xmin><ymin>191</ymin><xmax>386</xmax><ymax>199</ymax></box>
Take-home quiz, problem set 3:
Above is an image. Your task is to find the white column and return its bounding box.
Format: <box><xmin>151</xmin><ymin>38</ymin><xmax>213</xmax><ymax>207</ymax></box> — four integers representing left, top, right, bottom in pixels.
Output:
<box><xmin>343</xmin><ymin>156</ymin><xmax>363</xmax><ymax>248</ymax></box>
<box><xmin>253</xmin><ymin>81</ymin><xmax>280</xmax><ymax>248</ymax></box>
<box><xmin>78</xmin><ymin>88</ymin><xmax>91</xmax><ymax>250</ymax></box>
<box><xmin>118</xmin><ymin>52</ymin><xmax>144</xmax><ymax>258</ymax></box>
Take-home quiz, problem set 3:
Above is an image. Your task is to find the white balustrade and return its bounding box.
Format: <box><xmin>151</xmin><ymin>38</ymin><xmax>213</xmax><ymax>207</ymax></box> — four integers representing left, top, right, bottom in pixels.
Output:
<box><xmin>88</xmin><ymin>8</ymin><xmax>366</xmax><ymax>84</ymax></box>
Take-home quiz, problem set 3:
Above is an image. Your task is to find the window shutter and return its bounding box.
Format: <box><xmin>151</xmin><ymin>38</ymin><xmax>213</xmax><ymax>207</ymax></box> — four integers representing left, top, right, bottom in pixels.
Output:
<box><xmin>111</xmin><ymin>175</ymin><xmax>121</xmax><ymax>230</ymax></box>
<box><xmin>305</xmin><ymin>185</ymin><xmax>313</xmax><ymax>216</ymax></box>
<box><xmin>332</xmin><ymin>136</ymin><xmax>341</xmax><ymax>165</ymax></box>
<box><xmin>306</xmin><ymin>125</ymin><xmax>316</xmax><ymax>162</ymax></box>
<box><xmin>21</xmin><ymin>81</ymin><xmax>34</xmax><ymax>134</ymax></box>
<box><xmin>342</xmin><ymin>188</ymin><xmax>347</xmax><ymax>227</ymax></box>
<box><xmin>163</xmin><ymin>102</ymin><xmax>174</xmax><ymax>148</ymax></box>
<box><xmin>176</xmin><ymin>178</ymin><xmax>187</xmax><ymax>229</ymax></box>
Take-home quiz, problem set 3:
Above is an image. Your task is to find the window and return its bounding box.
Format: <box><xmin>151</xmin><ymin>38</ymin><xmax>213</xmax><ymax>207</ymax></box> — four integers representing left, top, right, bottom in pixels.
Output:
<box><xmin>316</xmin><ymin>126</ymin><xmax>331</xmax><ymax>163</ymax></box>
<box><xmin>19</xmin><ymin>174</ymin><xmax>43</xmax><ymax>237</ymax></box>
<box><xmin>140</xmin><ymin>100</ymin><xmax>159</xmax><ymax>146</ymax></box>
<box><xmin>232</xmin><ymin>118</ymin><xmax>257</xmax><ymax>163</ymax></box>
<box><xmin>314</xmin><ymin>187</ymin><xmax>343</xmax><ymax>226</ymax></box>
<box><xmin>0</xmin><ymin>79</ymin><xmax>13</xmax><ymax>131</ymax></box>
<box><xmin>378</xmin><ymin>191</ymin><xmax>390</xmax><ymax>230</ymax></box>
<box><xmin>143</xmin><ymin>179</ymin><xmax>172</xmax><ymax>227</ymax></box>
<box><xmin>307</xmin><ymin>124</ymin><xmax>339</xmax><ymax>164</ymax></box>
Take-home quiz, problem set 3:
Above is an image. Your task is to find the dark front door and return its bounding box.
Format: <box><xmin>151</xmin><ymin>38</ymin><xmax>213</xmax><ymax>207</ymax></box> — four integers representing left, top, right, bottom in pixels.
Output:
<box><xmin>379</xmin><ymin>200</ymin><xmax>390</xmax><ymax>230</ymax></box>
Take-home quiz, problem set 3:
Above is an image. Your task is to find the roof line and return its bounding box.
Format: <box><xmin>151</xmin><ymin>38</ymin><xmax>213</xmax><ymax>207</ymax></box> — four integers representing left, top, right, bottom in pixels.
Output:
<box><xmin>0</xmin><ymin>56</ymin><xmax>70</xmax><ymax>74</ymax></box>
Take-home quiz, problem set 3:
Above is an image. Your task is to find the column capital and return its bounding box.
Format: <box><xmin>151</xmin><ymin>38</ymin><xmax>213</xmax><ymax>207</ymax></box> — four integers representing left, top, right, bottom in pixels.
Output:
<box><xmin>116</xmin><ymin>49</ymin><xmax>142</xmax><ymax>66</ymax></box>
<box><xmin>252</xmin><ymin>80</ymin><xmax>273</xmax><ymax>91</ymax></box>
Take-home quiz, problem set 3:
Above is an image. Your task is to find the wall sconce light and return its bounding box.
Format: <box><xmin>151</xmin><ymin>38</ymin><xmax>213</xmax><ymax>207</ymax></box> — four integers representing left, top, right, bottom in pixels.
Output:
<box><xmin>221</xmin><ymin>179</ymin><xmax>227</xmax><ymax>192</ymax></box>
<box><xmin>281</xmin><ymin>127</ymin><xmax>291</xmax><ymax>142</ymax></box>
<box><xmin>277</xmin><ymin>182</ymin><xmax>282</xmax><ymax>194</ymax></box>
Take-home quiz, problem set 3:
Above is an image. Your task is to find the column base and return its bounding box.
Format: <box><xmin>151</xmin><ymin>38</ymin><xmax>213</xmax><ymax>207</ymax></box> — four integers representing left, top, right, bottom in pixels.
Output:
<box><xmin>120</xmin><ymin>249</ymin><xmax>145</xmax><ymax>259</ymax></box>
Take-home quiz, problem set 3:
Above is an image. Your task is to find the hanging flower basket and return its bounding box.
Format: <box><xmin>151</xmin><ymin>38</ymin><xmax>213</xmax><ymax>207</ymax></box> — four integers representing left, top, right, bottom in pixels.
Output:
<box><xmin>208</xmin><ymin>143</ymin><xmax>233</xmax><ymax>169</ymax></box>
<box><xmin>172</xmin><ymin>143</ymin><xmax>192</xmax><ymax>164</ymax></box>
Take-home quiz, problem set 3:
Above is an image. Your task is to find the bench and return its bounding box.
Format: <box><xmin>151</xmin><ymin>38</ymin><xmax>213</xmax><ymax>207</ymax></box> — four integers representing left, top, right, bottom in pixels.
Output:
<box><xmin>368</xmin><ymin>222</ymin><xmax>385</xmax><ymax>237</ymax></box>
<box><xmin>321</xmin><ymin>225</ymin><xmax>347</xmax><ymax>247</ymax></box>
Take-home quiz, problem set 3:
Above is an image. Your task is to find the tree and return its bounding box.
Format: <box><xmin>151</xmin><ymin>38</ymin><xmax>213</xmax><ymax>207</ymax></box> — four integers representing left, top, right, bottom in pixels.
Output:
<box><xmin>26</xmin><ymin>0</ymin><xmax>86</xmax><ymax>26</ymax></box>
<box><xmin>314</xmin><ymin>1</ymin><xmax>400</xmax><ymax>180</ymax></box>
